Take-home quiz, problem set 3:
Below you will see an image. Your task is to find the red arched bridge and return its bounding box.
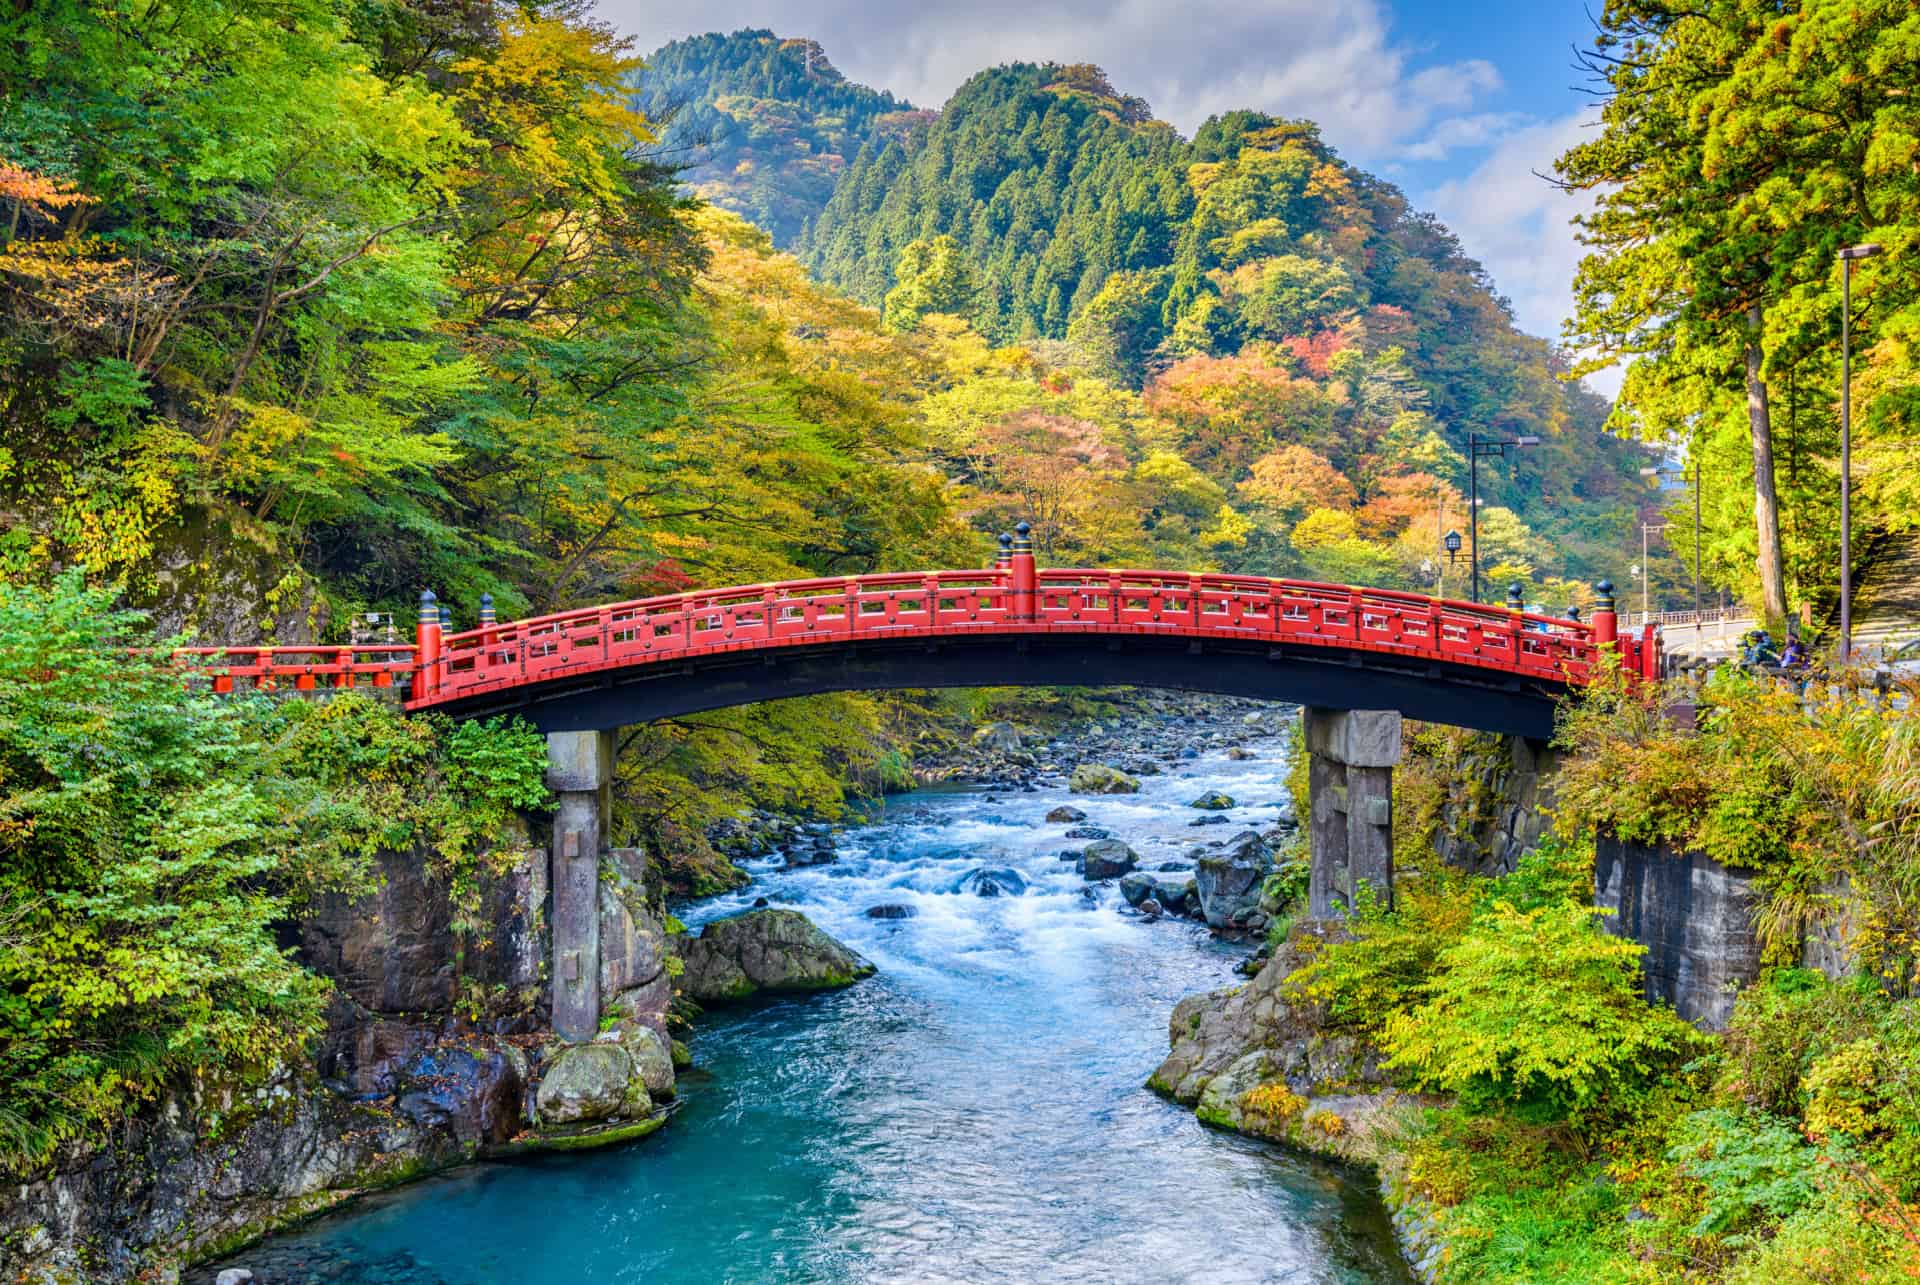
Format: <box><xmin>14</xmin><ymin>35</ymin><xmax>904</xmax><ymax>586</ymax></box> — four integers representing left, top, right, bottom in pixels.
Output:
<box><xmin>171</xmin><ymin>531</ymin><xmax>1658</xmax><ymax>740</ymax></box>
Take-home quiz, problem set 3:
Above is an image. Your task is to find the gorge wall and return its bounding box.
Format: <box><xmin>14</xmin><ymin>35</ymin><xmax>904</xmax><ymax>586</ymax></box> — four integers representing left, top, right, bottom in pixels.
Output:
<box><xmin>0</xmin><ymin>836</ymin><xmax>678</xmax><ymax>1283</ymax></box>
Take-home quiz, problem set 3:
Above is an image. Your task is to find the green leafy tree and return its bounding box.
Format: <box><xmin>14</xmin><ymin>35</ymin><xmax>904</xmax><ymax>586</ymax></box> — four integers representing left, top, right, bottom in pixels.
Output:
<box><xmin>883</xmin><ymin>235</ymin><xmax>979</xmax><ymax>332</ymax></box>
<box><xmin>1382</xmin><ymin>900</ymin><xmax>1704</xmax><ymax>1123</ymax></box>
<box><xmin>0</xmin><ymin>573</ymin><xmax>549</xmax><ymax>1170</ymax></box>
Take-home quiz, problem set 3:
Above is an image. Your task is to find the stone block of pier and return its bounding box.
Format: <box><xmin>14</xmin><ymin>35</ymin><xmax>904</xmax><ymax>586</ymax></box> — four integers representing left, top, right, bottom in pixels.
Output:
<box><xmin>546</xmin><ymin>729</ymin><xmax>613</xmax><ymax>1042</ymax></box>
<box><xmin>1304</xmin><ymin>708</ymin><xmax>1400</xmax><ymax>918</ymax></box>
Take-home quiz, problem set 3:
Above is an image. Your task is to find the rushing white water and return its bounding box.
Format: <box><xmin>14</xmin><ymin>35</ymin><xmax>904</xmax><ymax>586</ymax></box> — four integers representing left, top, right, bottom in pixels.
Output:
<box><xmin>212</xmin><ymin>718</ymin><xmax>1411</xmax><ymax>1284</ymax></box>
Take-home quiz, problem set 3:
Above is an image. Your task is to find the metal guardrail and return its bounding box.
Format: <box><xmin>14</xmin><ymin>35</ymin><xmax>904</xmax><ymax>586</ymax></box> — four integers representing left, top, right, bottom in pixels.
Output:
<box><xmin>1621</xmin><ymin>606</ymin><xmax>1750</xmax><ymax>630</ymax></box>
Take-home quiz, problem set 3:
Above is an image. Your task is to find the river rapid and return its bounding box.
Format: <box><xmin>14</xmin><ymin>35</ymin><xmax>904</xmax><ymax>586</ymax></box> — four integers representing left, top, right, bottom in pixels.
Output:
<box><xmin>218</xmin><ymin>712</ymin><xmax>1412</xmax><ymax>1284</ymax></box>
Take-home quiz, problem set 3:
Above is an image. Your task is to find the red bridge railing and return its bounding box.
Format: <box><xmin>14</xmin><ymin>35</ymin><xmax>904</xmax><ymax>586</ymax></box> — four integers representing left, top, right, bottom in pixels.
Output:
<box><xmin>168</xmin><ymin>532</ymin><xmax>1659</xmax><ymax>706</ymax></box>
<box><xmin>168</xmin><ymin>643</ymin><xmax>418</xmax><ymax>692</ymax></box>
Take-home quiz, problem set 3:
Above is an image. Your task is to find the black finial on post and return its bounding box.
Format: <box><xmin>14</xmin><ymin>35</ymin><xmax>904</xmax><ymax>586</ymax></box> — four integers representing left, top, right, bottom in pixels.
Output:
<box><xmin>1507</xmin><ymin>582</ymin><xmax>1525</xmax><ymax>611</ymax></box>
<box><xmin>1012</xmin><ymin>520</ymin><xmax>1033</xmax><ymax>554</ymax></box>
<box><xmin>1595</xmin><ymin>579</ymin><xmax>1616</xmax><ymax>612</ymax></box>
<box><xmin>1565</xmin><ymin>605</ymin><xmax>1582</xmax><ymax>622</ymax></box>
<box><xmin>479</xmin><ymin>592</ymin><xmax>496</xmax><ymax>625</ymax></box>
<box><xmin>418</xmin><ymin>588</ymin><xmax>439</xmax><ymax>622</ymax></box>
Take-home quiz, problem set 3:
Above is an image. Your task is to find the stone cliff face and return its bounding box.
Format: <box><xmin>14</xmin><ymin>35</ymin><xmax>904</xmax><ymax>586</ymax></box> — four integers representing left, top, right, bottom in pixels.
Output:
<box><xmin>1426</xmin><ymin>734</ymin><xmax>1558</xmax><ymax>879</ymax></box>
<box><xmin>1</xmin><ymin>838</ymin><xmax>677</xmax><ymax>1284</ymax></box>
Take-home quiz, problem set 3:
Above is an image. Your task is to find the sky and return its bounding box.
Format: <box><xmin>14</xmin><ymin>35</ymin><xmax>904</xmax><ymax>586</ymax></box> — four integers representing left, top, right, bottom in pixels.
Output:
<box><xmin>606</xmin><ymin>0</ymin><xmax>1615</xmax><ymax>389</ymax></box>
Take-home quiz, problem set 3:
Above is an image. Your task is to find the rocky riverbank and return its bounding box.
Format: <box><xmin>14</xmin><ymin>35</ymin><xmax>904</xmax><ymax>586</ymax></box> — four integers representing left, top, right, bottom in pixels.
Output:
<box><xmin>1148</xmin><ymin>920</ymin><xmax>1448</xmax><ymax>1282</ymax></box>
<box><xmin>0</xmin><ymin>834</ymin><xmax>875</xmax><ymax>1284</ymax></box>
<box><xmin>3</xmin><ymin>692</ymin><xmax>1349</xmax><ymax>1284</ymax></box>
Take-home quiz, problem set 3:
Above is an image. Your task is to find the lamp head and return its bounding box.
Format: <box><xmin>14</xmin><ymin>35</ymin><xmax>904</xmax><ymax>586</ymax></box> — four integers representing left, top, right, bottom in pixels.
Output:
<box><xmin>1839</xmin><ymin>243</ymin><xmax>1884</xmax><ymax>261</ymax></box>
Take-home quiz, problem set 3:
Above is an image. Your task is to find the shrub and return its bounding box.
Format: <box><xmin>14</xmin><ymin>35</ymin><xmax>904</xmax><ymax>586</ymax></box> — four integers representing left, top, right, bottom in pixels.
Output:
<box><xmin>1380</xmin><ymin>901</ymin><xmax>1705</xmax><ymax>1125</ymax></box>
<box><xmin>1239</xmin><ymin>1081</ymin><xmax>1307</xmax><ymax>1122</ymax></box>
<box><xmin>1723</xmin><ymin>1186</ymin><xmax>1920</xmax><ymax>1285</ymax></box>
<box><xmin>1663</xmin><ymin>1108</ymin><xmax>1823</xmax><ymax>1241</ymax></box>
<box><xmin>1716</xmin><ymin>969</ymin><xmax>1886</xmax><ymax>1115</ymax></box>
<box><xmin>1284</xmin><ymin>873</ymin><xmax>1476</xmax><ymax>1035</ymax></box>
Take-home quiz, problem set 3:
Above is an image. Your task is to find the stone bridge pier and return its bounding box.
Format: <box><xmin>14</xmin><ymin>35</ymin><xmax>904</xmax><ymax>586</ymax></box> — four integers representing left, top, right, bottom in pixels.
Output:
<box><xmin>1304</xmin><ymin>707</ymin><xmax>1402</xmax><ymax>918</ymax></box>
<box><xmin>544</xmin><ymin>729</ymin><xmax>613</xmax><ymax>1042</ymax></box>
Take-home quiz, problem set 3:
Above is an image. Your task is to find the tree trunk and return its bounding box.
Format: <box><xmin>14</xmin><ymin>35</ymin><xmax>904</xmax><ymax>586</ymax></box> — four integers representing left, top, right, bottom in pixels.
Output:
<box><xmin>1744</xmin><ymin>304</ymin><xmax>1788</xmax><ymax>624</ymax></box>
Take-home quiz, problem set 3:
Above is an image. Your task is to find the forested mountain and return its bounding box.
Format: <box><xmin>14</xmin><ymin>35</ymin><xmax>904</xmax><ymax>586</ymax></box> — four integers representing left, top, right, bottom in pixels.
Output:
<box><xmin>636</xmin><ymin>30</ymin><xmax>925</xmax><ymax>245</ymax></box>
<box><xmin>641</xmin><ymin>39</ymin><xmax>1645</xmax><ymax>603</ymax></box>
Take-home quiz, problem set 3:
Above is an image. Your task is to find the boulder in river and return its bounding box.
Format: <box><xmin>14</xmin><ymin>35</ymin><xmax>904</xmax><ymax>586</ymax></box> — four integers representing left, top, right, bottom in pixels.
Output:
<box><xmin>974</xmin><ymin>721</ymin><xmax>1023</xmax><ymax>751</ymax></box>
<box><xmin>624</xmin><ymin>1026</ymin><xmax>677</xmax><ymax>1101</ymax></box>
<box><xmin>675</xmin><ymin>909</ymin><xmax>875</xmax><ymax>1004</ymax></box>
<box><xmin>1069</xmin><ymin>763</ymin><xmax>1140</xmax><ymax>795</ymax></box>
<box><xmin>864</xmin><ymin>903</ymin><xmax>918</xmax><ymax>919</ymax></box>
<box><xmin>1046</xmin><ymin>804</ymin><xmax>1088</xmax><ymax>823</ymax></box>
<box><xmin>1082</xmin><ymin>838</ymin><xmax>1140</xmax><ymax>881</ymax></box>
<box><xmin>954</xmin><ymin>867</ymin><xmax>1028</xmax><ymax>898</ymax></box>
<box><xmin>1226</xmin><ymin>747</ymin><xmax>1256</xmax><ymax>761</ymax></box>
<box><xmin>1123</xmin><ymin>872</ymin><xmax>1196</xmax><ymax>914</ymax></box>
<box><xmin>1188</xmin><ymin>814</ymin><xmax>1230</xmax><ymax>827</ymax></box>
<box><xmin>1195</xmin><ymin>831</ymin><xmax>1275</xmax><ymax>930</ymax></box>
<box><xmin>1064</xmin><ymin>825</ymin><xmax>1111</xmax><ymax>841</ymax></box>
<box><xmin>535</xmin><ymin>1043</ymin><xmax>636</xmax><ymax>1125</ymax></box>
<box><xmin>1190</xmin><ymin>790</ymin><xmax>1235</xmax><ymax>810</ymax></box>
<box><xmin>783</xmin><ymin>838</ymin><xmax>838</xmax><ymax>868</ymax></box>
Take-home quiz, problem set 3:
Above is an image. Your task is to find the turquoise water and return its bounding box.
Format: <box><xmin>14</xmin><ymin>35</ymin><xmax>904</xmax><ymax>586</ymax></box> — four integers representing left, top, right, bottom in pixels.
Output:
<box><xmin>214</xmin><ymin>725</ymin><xmax>1412</xmax><ymax>1284</ymax></box>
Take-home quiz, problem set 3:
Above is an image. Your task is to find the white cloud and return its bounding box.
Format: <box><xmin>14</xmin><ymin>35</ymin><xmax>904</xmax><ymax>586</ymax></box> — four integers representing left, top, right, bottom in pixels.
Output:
<box><xmin>1419</xmin><ymin>110</ymin><xmax>1623</xmax><ymax>397</ymax></box>
<box><xmin>1401</xmin><ymin>112</ymin><xmax>1531</xmax><ymax>163</ymax></box>
<box><xmin>610</xmin><ymin>0</ymin><xmax>1503</xmax><ymax>156</ymax></box>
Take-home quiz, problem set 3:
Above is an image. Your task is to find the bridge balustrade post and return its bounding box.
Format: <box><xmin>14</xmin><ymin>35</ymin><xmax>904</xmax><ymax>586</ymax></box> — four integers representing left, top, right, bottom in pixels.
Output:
<box><xmin>1010</xmin><ymin>521</ymin><xmax>1037</xmax><ymax>622</ymax></box>
<box><xmin>416</xmin><ymin>590</ymin><xmax>442</xmax><ymax>699</ymax></box>
<box><xmin>1303</xmin><ymin>708</ymin><xmax>1401</xmax><ymax>918</ymax></box>
<box><xmin>1592</xmin><ymin>580</ymin><xmax>1618</xmax><ymax>651</ymax></box>
<box><xmin>546</xmin><ymin>729</ymin><xmax>613</xmax><ymax>1043</ymax></box>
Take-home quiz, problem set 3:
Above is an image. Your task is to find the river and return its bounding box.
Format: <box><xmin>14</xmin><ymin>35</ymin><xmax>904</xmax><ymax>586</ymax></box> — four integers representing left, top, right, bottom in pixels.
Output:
<box><xmin>217</xmin><ymin>718</ymin><xmax>1411</xmax><ymax>1283</ymax></box>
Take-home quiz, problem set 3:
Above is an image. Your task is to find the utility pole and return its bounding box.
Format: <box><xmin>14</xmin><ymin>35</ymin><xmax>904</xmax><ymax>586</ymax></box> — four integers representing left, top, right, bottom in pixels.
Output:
<box><xmin>1839</xmin><ymin>243</ymin><xmax>1883</xmax><ymax>663</ymax></box>
<box><xmin>1693</xmin><ymin>455</ymin><xmax>1702</xmax><ymax>631</ymax></box>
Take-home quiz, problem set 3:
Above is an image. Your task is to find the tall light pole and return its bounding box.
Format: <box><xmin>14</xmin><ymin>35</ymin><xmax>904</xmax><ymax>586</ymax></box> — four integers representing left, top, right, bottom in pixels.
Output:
<box><xmin>1641</xmin><ymin>455</ymin><xmax>1702</xmax><ymax>632</ymax></box>
<box><xmin>1639</xmin><ymin>523</ymin><xmax>1669</xmax><ymax>618</ymax></box>
<box><xmin>1839</xmin><ymin>242</ymin><xmax>1882</xmax><ymax>663</ymax></box>
<box><xmin>1468</xmin><ymin>432</ymin><xmax>1542</xmax><ymax>604</ymax></box>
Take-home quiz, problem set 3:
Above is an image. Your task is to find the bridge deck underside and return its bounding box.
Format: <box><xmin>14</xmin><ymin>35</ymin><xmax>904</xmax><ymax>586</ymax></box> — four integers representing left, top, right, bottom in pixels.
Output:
<box><xmin>424</xmin><ymin>631</ymin><xmax>1565</xmax><ymax>739</ymax></box>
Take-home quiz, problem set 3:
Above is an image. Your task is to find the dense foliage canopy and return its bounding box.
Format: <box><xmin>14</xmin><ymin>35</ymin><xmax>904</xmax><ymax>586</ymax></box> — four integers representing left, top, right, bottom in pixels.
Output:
<box><xmin>1559</xmin><ymin>0</ymin><xmax>1920</xmax><ymax>623</ymax></box>
<box><xmin>636</xmin><ymin>30</ymin><xmax>919</xmax><ymax>245</ymax></box>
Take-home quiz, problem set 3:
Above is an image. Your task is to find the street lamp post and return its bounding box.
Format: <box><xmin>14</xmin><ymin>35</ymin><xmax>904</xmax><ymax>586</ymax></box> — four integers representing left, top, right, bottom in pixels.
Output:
<box><xmin>1468</xmin><ymin>432</ymin><xmax>1541</xmax><ymax>604</ymax></box>
<box><xmin>1642</xmin><ymin>456</ymin><xmax>1703</xmax><ymax>633</ymax></box>
<box><xmin>1639</xmin><ymin>523</ymin><xmax>1669</xmax><ymax>618</ymax></box>
<box><xmin>1839</xmin><ymin>242</ymin><xmax>1883</xmax><ymax>663</ymax></box>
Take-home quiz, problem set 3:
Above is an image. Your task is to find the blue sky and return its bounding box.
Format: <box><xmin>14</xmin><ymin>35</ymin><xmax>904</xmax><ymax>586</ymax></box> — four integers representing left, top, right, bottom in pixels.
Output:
<box><xmin>609</xmin><ymin>0</ymin><xmax>1614</xmax><ymax>385</ymax></box>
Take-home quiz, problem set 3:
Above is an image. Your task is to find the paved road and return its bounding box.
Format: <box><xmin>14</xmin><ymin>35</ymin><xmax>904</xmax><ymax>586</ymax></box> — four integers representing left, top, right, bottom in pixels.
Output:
<box><xmin>1660</xmin><ymin>615</ymin><xmax>1757</xmax><ymax>660</ymax></box>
